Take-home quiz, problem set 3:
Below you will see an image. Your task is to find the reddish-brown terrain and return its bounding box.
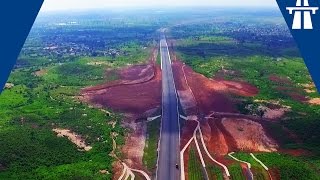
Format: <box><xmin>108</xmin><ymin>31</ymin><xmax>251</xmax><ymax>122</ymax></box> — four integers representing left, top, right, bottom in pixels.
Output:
<box><xmin>82</xmin><ymin>63</ymin><xmax>161</xmax><ymax>115</ymax></box>
<box><xmin>172</xmin><ymin>55</ymin><xmax>280</xmax><ymax>179</ymax></box>
<box><xmin>80</xmin><ymin>49</ymin><xmax>161</xmax><ymax>179</ymax></box>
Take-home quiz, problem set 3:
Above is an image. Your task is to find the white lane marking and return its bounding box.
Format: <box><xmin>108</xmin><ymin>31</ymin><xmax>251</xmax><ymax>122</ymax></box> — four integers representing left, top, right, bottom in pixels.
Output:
<box><xmin>165</xmin><ymin>38</ymin><xmax>182</xmax><ymax>178</ymax></box>
<box><xmin>164</xmin><ymin>39</ymin><xmax>181</xmax><ymax>146</ymax></box>
<box><xmin>250</xmin><ymin>153</ymin><xmax>269</xmax><ymax>171</ymax></box>
<box><xmin>156</xmin><ymin>38</ymin><xmax>181</xmax><ymax>180</ymax></box>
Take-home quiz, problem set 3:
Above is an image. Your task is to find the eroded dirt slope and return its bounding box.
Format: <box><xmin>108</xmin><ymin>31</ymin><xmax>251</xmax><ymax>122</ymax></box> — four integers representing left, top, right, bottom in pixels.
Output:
<box><xmin>80</xmin><ymin>49</ymin><xmax>161</xmax><ymax>179</ymax></box>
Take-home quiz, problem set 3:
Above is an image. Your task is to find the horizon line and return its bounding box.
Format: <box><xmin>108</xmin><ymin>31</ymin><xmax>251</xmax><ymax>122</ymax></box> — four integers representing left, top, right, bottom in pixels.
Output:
<box><xmin>40</xmin><ymin>5</ymin><xmax>279</xmax><ymax>13</ymax></box>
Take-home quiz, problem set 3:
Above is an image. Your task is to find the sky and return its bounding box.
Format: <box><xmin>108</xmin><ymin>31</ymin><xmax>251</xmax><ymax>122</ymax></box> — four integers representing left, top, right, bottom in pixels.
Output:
<box><xmin>41</xmin><ymin>0</ymin><xmax>277</xmax><ymax>12</ymax></box>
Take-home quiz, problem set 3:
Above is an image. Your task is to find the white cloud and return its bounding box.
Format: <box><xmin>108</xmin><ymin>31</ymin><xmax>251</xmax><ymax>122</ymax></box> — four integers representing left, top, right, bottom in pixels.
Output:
<box><xmin>41</xmin><ymin>0</ymin><xmax>277</xmax><ymax>12</ymax></box>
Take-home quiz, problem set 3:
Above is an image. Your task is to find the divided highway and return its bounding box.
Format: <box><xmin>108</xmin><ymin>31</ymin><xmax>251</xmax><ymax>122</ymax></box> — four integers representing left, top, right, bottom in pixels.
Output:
<box><xmin>156</xmin><ymin>36</ymin><xmax>180</xmax><ymax>180</ymax></box>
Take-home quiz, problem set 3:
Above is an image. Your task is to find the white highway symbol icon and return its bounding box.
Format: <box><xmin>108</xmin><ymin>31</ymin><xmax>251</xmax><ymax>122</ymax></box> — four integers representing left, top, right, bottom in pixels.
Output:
<box><xmin>286</xmin><ymin>0</ymin><xmax>318</xmax><ymax>29</ymax></box>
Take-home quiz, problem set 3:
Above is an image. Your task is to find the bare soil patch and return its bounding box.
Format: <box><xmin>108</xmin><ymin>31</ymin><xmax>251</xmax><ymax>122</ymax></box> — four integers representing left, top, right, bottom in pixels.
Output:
<box><xmin>4</xmin><ymin>83</ymin><xmax>14</xmax><ymax>89</ymax></box>
<box><xmin>302</xmin><ymin>83</ymin><xmax>316</xmax><ymax>93</ymax></box>
<box><xmin>205</xmin><ymin>119</ymin><xmax>230</xmax><ymax>156</ymax></box>
<box><xmin>214</xmin><ymin>79</ymin><xmax>259</xmax><ymax>97</ymax></box>
<box><xmin>214</xmin><ymin>69</ymin><xmax>242</xmax><ymax>79</ymax></box>
<box><xmin>280</xmin><ymin>148</ymin><xmax>312</xmax><ymax>157</ymax></box>
<box><xmin>87</xmin><ymin>61</ymin><xmax>110</xmax><ymax>66</ymax></box>
<box><xmin>259</xmin><ymin>104</ymin><xmax>291</xmax><ymax>120</ymax></box>
<box><xmin>121</xmin><ymin>116</ymin><xmax>147</xmax><ymax>166</ymax></box>
<box><xmin>182</xmin><ymin>64</ymin><xmax>236</xmax><ymax>114</ymax></box>
<box><xmin>81</xmin><ymin>64</ymin><xmax>161</xmax><ymax>115</ymax></box>
<box><xmin>176</xmin><ymin>60</ymin><xmax>258</xmax><ymax>114</ymax></box>
<box><xmin>308</xmin><ymin>98</ymin><xmax>320</xmax><ymax>105</ymax></box>
<box><xmin>221</xmin><ymin>118</ymin><xmax>278</xmax><ymax>152</ymax></box>
<box><xmin>53</xmin><ymin>128</ymin><xmax>92</xmax><ymax>151</ymax></box>
<box><xmin>80</xmin><ymin>49</ymin><xmax>159</xmax><ymax>178</ymax></box>
<box><xmin>33</xmin><ymin>69</ymin><xmax>48</xmax><ymax>77</ymax></box>
<box><xmin>172</xmin><ymin>61</ymin><xmax>198</xmax><ymax>115</ymax></box>
<box><xmin>269</xmin><ymin>168</ymin><xmax>281</xmax><ymax>180</ymax></box>
<box><xmin>269</xmin><ymin>75</ymin><xmax>292</xmax><ymax>85</ymax></box>
<box><xmin>119</xmin><ymin>64</ymin><xmax>154</xmax><ymax>83</ymax></box>
<box><xmin>180</xmin><ymin>120</ymin><xmax>198</xmax><ymax>150</ymax></box>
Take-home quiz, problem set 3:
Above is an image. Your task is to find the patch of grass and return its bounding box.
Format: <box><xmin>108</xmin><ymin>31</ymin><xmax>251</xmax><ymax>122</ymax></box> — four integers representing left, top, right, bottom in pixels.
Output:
<box><xmin>0</xmin><ymin>85</ymin><xmax>28</xmax><ymax>109</ymax></box>
<box><xmin>0</xmin><ymin>57</ymin><xmax>126</xmax><ymax>179</ymax></box>
<box><xmin>207</xmin><ymin>165</ymin><xmax>223</xmax><ymax>180</ymax></box>
<box><xmin>229</xmin><ymin>163</ymin><xmax>246</xmax><ymax>180</ymax></box>
<box><xmin>256</xmin><ymin>153</ymin><xmax>320</xmax><ymax>180</ymax></box>
<box><xmin>232</xmin><ymin>153</ymin><xmax>269</xmax><ymax>180</ymax></box>
<box><xmin>156</xmin><ymin>51</ymin><xmax>161</xmax><ymax>65</ymax></box>
<box><xmin>188</xmin><ymin>147</ymin><xmax>205</xmax><ymax>180</ymax></box>
<box><xmin>143</xmin><ymin>117</ymin><xmax>161</xmax><ymax>171</ymax></box>
<box><xmin>43</xmin><ymin>62</ymin><xmax>106</xmax><ymax>86</ymax></box>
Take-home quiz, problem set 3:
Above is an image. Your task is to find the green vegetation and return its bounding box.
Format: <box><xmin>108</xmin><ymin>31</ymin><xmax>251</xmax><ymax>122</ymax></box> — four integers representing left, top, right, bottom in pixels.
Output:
<box><xmin>256</xmin><ymin>153</ymin><xmax>320</xmax><ymax>180</ymax></box>
<box><xmin>175</xmin><ymin>29</ymin><xmax>320</xmax><ymax>178</ymax></box>
<box><xmin>188</xmin><ymin>147</ymin><xmax>205</xmax><ymax>180</ymax></box>
<box><xmin>206</xmin><ymin>165</ymin><xmax>223</xmax><ymax>180</ymax></box>
<box><xmin>0</xmin><ymin>70</ymin><xmax>125</xmax><ymax>179</ymax></box>
<box><xmin>0</xmin><ymin>29</ymin><xmax>150</xmax><ymax>179</ymax></box>
<box><xmin>156</xmin><ymin>51</ymin><xmax>161</xmax><ymax>65</ymax></box>
<box><xmin>176</xmin><ymin>35</ymin><xmax>320</xmax><ymax>154</ymax></box>
<box><xmin>231</xmin><ymin>153</ymin><xmax>269</xmax><ymax>180</ymax></box>
<box><xmin>228</xmin><ymin>164</ymin><xmax>245</xmax><ymax>180</ymax></box>
<box><xmin>143</xmin><ymin>117</ymin><xmax>161</xmax><ymax>171</ymax></box>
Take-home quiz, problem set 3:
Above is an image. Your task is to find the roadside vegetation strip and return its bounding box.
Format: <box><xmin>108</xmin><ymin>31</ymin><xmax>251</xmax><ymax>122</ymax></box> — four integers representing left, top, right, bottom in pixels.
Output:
<box><xmin>228</xmin><ymin>152</ymin><xmax>251</xmax><ymax>168</ymax></box>
<box><xmin>194</xmin><ymin>134</ymin><xmax>206</xmax><ymax>167</ymax></box>
<box><xmin>250</xmin><ymin>153</ymin><xmax>269</xmax><ymax>171</ymax></box>
<box><xmin>143</xmin><ymin>117</ymin><xmax>161</xmax><ymax>170</ymax></box>
<box><xmin>180</xmin><ymin>121</ymin><xmax>198</xmax><ymax>180</ymax></box>
<box><xmin>188</xmin><ymin>148</ymin><xmax>205</xmax><ymax>180</ymax></box>
<box><xmin>194</xmin><ymin>136</ymin><xmax>210</xmax><ymax>180</ymax></box>
<box><xmin>228</xmin><ymin>152</ymin><xmax>253</xmax><ymax>179</ymax></box>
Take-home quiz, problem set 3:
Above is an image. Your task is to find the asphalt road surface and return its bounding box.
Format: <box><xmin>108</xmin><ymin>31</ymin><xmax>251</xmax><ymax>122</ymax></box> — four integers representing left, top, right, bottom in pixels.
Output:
<box><xmin>156</xmin><ymin>36</ymin><xmax>180</xmax><ymax>180</ymax></box>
